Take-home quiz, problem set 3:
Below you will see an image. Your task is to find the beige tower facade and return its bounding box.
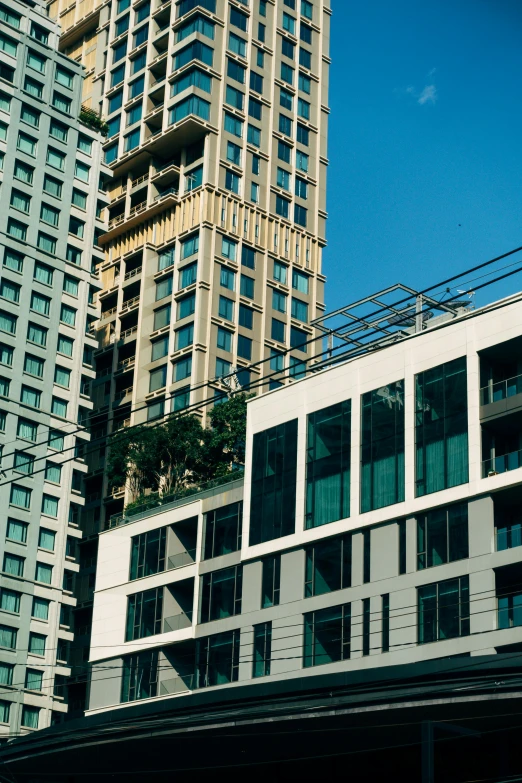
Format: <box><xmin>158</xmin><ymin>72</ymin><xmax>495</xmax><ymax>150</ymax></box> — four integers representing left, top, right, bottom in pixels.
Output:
<box><xmin>48</xmin><ymin>0</ymin><xmax>330</xmax><ymax>528</ymax></box>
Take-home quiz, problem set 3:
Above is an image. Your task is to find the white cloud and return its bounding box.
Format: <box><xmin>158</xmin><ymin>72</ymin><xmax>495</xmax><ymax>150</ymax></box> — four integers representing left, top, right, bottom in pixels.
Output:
<box><xmin>417</xmin><ymin>84</ymin><xmax>437</xmax><ymax>105</ymax></box>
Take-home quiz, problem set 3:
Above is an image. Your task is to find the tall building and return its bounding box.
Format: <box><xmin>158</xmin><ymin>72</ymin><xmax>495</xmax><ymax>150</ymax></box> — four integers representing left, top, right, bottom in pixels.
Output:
<box><xmin>47</xmin><ymin>0</ymin><xmax>331</xmax><ymax>532</ymax></box>
<box><xmin>0</xmin><ymin>0</ymin><xmax>108</xmax><ymax>735</ymax></box>
<box><xmin>86</xmin><ymin>288</ymin><xmax>522</xmax><ymax>716</ymax></box>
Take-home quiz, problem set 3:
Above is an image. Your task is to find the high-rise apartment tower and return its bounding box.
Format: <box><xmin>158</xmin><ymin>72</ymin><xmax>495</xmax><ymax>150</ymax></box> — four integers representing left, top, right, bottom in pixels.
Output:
<box><xmin>49</xmin><ymin>0</ymin><xmax>331</xmax><ymax>530</ymax></box>
<box><xmin>0</xmin><ymin>0</ymin><xmax>108</xmax><ymax>735</ymax></box>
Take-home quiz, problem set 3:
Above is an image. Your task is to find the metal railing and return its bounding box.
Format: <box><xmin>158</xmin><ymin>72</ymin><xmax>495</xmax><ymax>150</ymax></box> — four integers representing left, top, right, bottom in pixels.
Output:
<box><xmin>113</xmin><ymin>387</ymin><xmax>133</xmax><ymax>401</ymax></box>
<box><xmin>121</xmin><ymin>295</ymin><xmax>140</xmax><ymax>310</ymax></box>
<box><xmin>117</xmin><ymin>357</ymin><xmax>135</xmax><ymax>370</ymax></box>
<box><xmin>167</xmin><ymin>549</ymin><xmax>196</xmax><ymax>570</ymax></box>
<box><xmin>128</xmin><ymin>201</ymin><xmax>147</xmax><ymax>217</ymax></box>
<box><xmin>108</xmin><ymin>214</ymin><xmax>125</xmax><ymax>228</ymax></box>
<box><xmin>120</xmin><ymin>326</ymin><xmax>138</xmax><ymax>339</ymax></box>
<box><xmin>162</xmin><ymin>611</ymin><xmax>193</xmax><ymax>633</ymax></box>
<box><xmin>108</xmin><ymin>471</ymin><xmax>244</xmax><ymax>527</ymax></box>
<box><xmin>101</xmin><ymin>306</ymin><xmax>117</xmax><ymax>318</ymax></box>
<box><xmin>158</xmin><ymin>674</ymin><xmax>193</xmax><ymax>697</ymax></box>
<box><xmin>497</xmin><ymin>523</ymin><xmax>522</xmax><ymax>551</ymax></box>
<box><xmin>483</xmin><ymin>449</ymin><xmax>522</xmax><ymax>477</ymax></box>
<box><xmin>131</xmin><ymin>174</ymin><xmax>148</xmax><ymax>188</ymax></box>
<box><xmin>124</xmin><ymin>266</ymin><xmax>142</xmax><ymax>280</ymax></box>
<box><xmin>155</xmin><ymin>187</ymin><xmax>178</xmax><ymax>201</ymax></box>
<box><xmin>480</xmin><ymin>374</ymin><xmax>522</xmax><ymax>405</ymax></box>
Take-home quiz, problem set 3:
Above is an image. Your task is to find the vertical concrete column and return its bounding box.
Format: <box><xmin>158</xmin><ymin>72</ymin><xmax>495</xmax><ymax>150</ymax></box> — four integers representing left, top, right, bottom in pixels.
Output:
<box><xmin>469</xmin><ymin>495</ymin><xmax>494</xmax><ymax>558</ymax></box>
<box><xmin>470</xmin><ymin>568</ymin><xmax>496</xmax><ymax>637</ymax></box>
<box><xmin>271</xmin><ymin>615</ymin><xmax>303</xmax><ymax>676</ymax></box>
<box><xmin>406</xmin><ymin>516</ymin><xmax>417</xmax><ymax>573</ymax></box>
<box><xmin>280</xmin><ymin>549</ymin><xmax>305</xmax><ymax>604</ymax></box>
<box><xmin>242</xmin><ymin>561</ymin><xmax>262</xmax><ymax>614</ymax></box>
<box><xmin>391</xmin><ymin>587</ymin><xmax>417</xmax><ymax>655</ymax></box>
<box><xmin>370</xmin><ymin>594</ymin><xmax>382</xmax><ymax>656</ymax></box>
<box><xmin>351</xmin><ymin>598</ymin><xmax>363</xmax><ymax>659</ymax></box>
<box><xmin>351</xmin><ymin>532</ymin><xmax>364</xmax><ymax>587</ymax></box>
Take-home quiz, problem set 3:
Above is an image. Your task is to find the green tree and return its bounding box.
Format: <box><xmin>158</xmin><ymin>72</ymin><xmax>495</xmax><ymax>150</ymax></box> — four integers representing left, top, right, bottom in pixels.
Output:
<box><xmin>202</xmin><ymin>393</ymin><xmax>251</xmax><ymax>478</ymax></box>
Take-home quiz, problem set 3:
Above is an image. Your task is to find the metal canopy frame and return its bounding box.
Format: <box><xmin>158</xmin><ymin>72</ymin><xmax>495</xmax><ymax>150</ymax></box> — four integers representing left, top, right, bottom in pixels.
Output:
<box><xmin>311</xmin><ymin>283</ymin><xmax>471</xmax><ymax>371</ymax></box>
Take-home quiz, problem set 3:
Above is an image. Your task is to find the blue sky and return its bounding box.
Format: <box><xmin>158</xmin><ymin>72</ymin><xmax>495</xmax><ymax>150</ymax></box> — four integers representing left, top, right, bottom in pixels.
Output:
<box><xmin>323</xmin><ymin>0</ymin><xmax>522</xmax><ymax>313</ymax></box>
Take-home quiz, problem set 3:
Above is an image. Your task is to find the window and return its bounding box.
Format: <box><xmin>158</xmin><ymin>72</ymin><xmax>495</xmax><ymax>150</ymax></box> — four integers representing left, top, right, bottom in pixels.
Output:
<box><xmin>185</xmin><ymin>164</ymin><xmax>203</xmax><ymax>191</ymax></box>
<box><xmin>173</xmin><ymin>40</ymin><xmax>213</xmax><ymax>69</ymax></box>
<box><xmin>282</xmin><ymin>37</ymin><xmax>295</xmax><ymax>60</ymax></box>
<box><xmin>241</xmin><ymin>246</ymin><xmax>255</xmax><ymax>270</ymax></box>
<box><xmin>200</xmin><ymin>565</ymin><xmax>242</xmax><ymax>622</ymax></box>
<box><xmin>218</xmin><ymin>296</ymin><xmax>234</xmax><ymax>322</ymax></box>
<box><xmin>247</xmin><ymin>124</ymin><xmax>261</xmax><ymax>147</ymax></box>
<box><xmin>24</xmin><ymin>78</ymin><xmax>43</xmax><ymax>101</ymax></box>
<box><xmin>131</xmin><ymin>51</ymin><xmax>146</xmax><ymax>74</ymax></box>
<box><xmin>305</xmin><ymin>535</ymin><xmax>352</xmax><ymax>596</ymax></box>
<box><xmin>54</xmin><ymin>366</ymin><xmax>70</xmax><ymax>388</ymax></box>
<box><xmin>41</xmin><ymin>203</ymin><xmax>60</xmax><ymax>227</ymax></box>
<box><xmin>177</xmin><ymin>12</ymin><xmax>214</xmax><ymax>41</ymax></box>
<box><xmin>172</xmin><ymin>67</ymin><xmax>211</xmax><ymax>96</ymax></box>
<box><xmin>253</xmin><ymin>622</ymin><xmax>272</xmax><ymax>678</ymax></box>
<box><xmin>281</xmin><ymin>62</ymin><xmax>294</xmax><ymax>85</ymax></box>
<box><xmin>239</xmin><ymin>304</ymin><xmax>253</xmax><ymax>329</ymax></box>
<box><xmin>252</xmin><ymin>155</ymin><xmax>260</xmax><ymax>175</ymax></box>
<box><xmin>304</xmin><ymin>604</ymin><xmax>351</xmax><ymax>667</ymax></box>
<box><xmin>282</xmin><ymin>12</ymin><xmax>296</xmax><ymax>34</ymax></box>
<box><xmin>240</xmin><ymin>275</ymin><xmax>254</xmax><ymax>299</ymax></box>
<box><xmin>290</xmin><ymin>326</ymin><xmax>307</xmax><ymax>352</ymax></box>
<box><xmin>0</xmin><ymin>278</ymin><xmax>20</xmax><ymax>302</ymax></box>
<box><xmin>276</xmin><ymin>196</ymin><xmax>290</xmax><ymax>218</ymax></box>
<box><xmin>306</xmin><ymin>401</ymin><xmax>351</xmax><ymax>528</ymax></box>
<box><xmin>249</xmin><ymin>97</ymin><xmax>262</xmax><ymax>121</ymax></box>
<box><xmin>51</xmin><ymin>396</ymin><xmax>67</xmax><ymax>418</ymax></box>
<box><xmin>225</xmin><ymin>85</ymin><xmax>243</xmax><ymax>110</ymax></box>
<box><xmin>72</xmin><ymin>189</ymin><xmax>87</xmax><ymax>210</ymax></box>
<box><xmin>291</xmin><ymin>297</ymin><xmax>308</xmax><ymax>322</ymax></box>
<box><xmin>126</xmin><ymin>587</ymin><xmax>163</xmax><ymax>641</ymax></box>
<box><xmin>20</xmin><ymin>386</ymin><xmax>40</xmax><ymax>409</ymax></box>
<box><xmin>14</xmin><ymin>451</ymin><xmax>34</xmax><ymax>475</ymax></box>
<box><xmin>299</xmin><ymin>47</ymin><xmax>311</xmax><ymax>69</ymax></box>
<box><xmin>3</xmin><ymin>553</ymin><xmax>24</xmax><ymax>577</ymax></box>
<box><xmin>0</xmin><ymin>410</ymin><xmax>5</xmax><ymax>431</ymax></box>
<box><xmin>0</xmin><ymin>663</ymin><xmax>13</xmax><ymax>687</ymax></box>
<box><xmin>296</xmin><ymin>150</ymin><xmax>309</xmax><ymax>172</ymax></box>
<box><xmin>271</xmin><ymin>318</ymin><xmax>285</xmax><ymax>343</ymax></box>
<box><xmin>217</xmin><ymin>327</ymin><xmax>232</xmax><ymax>352</ymax></box>
<box><xmin>227</xmin><ymin>141</ymin><xmax>241</xmax><ymax>166</ymax></box>
<box><xmin>74</xmin><ymin>161</ymin><xmax>90</xmax><ymax>182</ymax></box>
<box><xmin>6</xmin><ymin>519</ymin><xmax>27</xmax><ymax>544</ymax></box>
<box><xmin>250</xmin><ymin>419</ymin><xmax>298</xmax><ymax>545</ymax></box>
<box><xmin>361</xmin><ymin>381</ymin><xmax>405</xmax><ymax>512</ymax></box>
<box><xmin>0</xmin><ymin>377</ymin><xmax>8</xmax><ymax>397</ymax></box>
<box><xmin>29</xmin><ymin>632</ymin><xmax>46</xmax><ymax>655</ymax></box>
<box><xmin>176</xmin><ymin>323</ymin><xmax>194</xmax><ymax>349</ymax></box>
<box><xmin>178</xmin><ymin>295</ymin><xmax>195</xmax><ymax>320</ymax></box>
<box><xmin>174</xmin><ymin>354</ymin><xmax>192</xmax><ymax>381</ymax></box>
<box><xmin>237</xmin><ymin>334</ymin><xmax>252</xmax><ymax>360</ymax></box>
<box><xmin>294</xmin><ymin>204</ymin><xmax>307</xmax><ymax>227</ymax></box>
<box><xmin>7</xmin><ymin>218</ymin><xmax>27</xmax><ymax>241</ymax></box>
<box><xmin>130</xmin><ymin>527</ymin><xmax>166</xmax><ymax>580</ymax></box>
<box><xmin>416</xmin><ymin>357</ymin><xmax>468</xmax><ymax>496</ymax></box>
<box><xmin>277</xmin><ymin>167</ymin><xmax>290</xmax><ymax>190</ymax></box>
<box><xmin>418</xmin><ymin>575</ymin><xmax>470</xmax><ymax>644</ymax></box>
<box><xmin>297</xmin><ymin>123</ymin><xmax>310</xmax><ymax>146</ymax></box>
<box><xmin>301</xmin><ymin>0</ymin><xmax>313</xmax><ymax>18</ymax></box>
<box><xmin>0</xmin><ymin>32</ymin><xmax>17</xmax><ymax>57</ymax></box>
<box><xmin>295</xmin><ymin>177</ymin><xmax>309</xmax><ymax>200</ymax></box>
<box><xmin>225</xmin><ymin>169</ymin><xmax>240</xmax><ymax>194</ymax></box>
<box><xmin>0</xmin><ymin>4</ymin><xmax>21</xmax><ymax>27</ymax></box>
<box><xmin>43</xmin><ymin>175</ymin><xmax>62</xmax><ymax>199</ymax></box>
<box><xmin>298</xmin><ymin>97</ymin><xmax>310</xmax><ymax>121</ymax></box>
<box><xmin>52</xmin><ymin>92</ymin><xmax>72</xmax><ymax>114</ymax></box>
<box><xmin>27</xmin><ymin>323</ymin><xmax>47</xmax><ymax>347</ymax></box>
<box><xmin>216</xmin><ymin>357</ymin><xmax>231</xmax><ymax>378</ymax></box>
<box><xmin>4</xmin><ymin>249</ymin><xmax>23</xmax><ymax>273</ymax></box>
<box><xmin>42</xmin><ymin>494</ymin><xmax>59</xmax><ymax>517</ymax></box>
<box><xmin>47</xmin><ymin>147</ymin><xmax>65</xmax><ymax>170</ymax></box>
<box><xmin>270</xmin><ymin>349</ymin><xmax>284</xmax><ymax>372</ymax></box>
<box><xmin>121</xmin><ymin>649</ymin><xmax>158</xmax><ymax>703</ymax></box>
<box><xmin>25</xmin><ymin>669</ymin><xmax>43</xmax><ymax>691</ymax></box>
<box><xmin>0</xmin><ymin>587</ymin><xmax>21</xmax><ymax>613</ymax></box>
<box><xmin>196</xmin><ymin>629</ymin><xmax>240</xmax><ymax>688</ymax></box>
<box><xmin>224</xmin><ymin>112</ymin><xmax>243</xmax><ymax>138</ymax></box>
<box><xmin>17</xmin><ymin>419</ymin><xmax>37</xmax><ymax>441</ymax></box>
<box><xmin>126</xmin><ymin>102</ymin><xmax>142</xmax><ymax>126</ymax></box>
<box><xmin>278</xmin><ymin>140</ymin><xmax>292</xmax><ymax>164</ymax></box>
<box><xmin>0</xmin><ymin>343</ymin><xmax>12</xmax><ymax>366</ymax></box>
<box><xmin>37</xmin><ymin>232</ymin><xmax>56</xmax><ymax>255</ymax></box>
<box><xmin>155</xmin><ymin>276</ymin><xmax>173</xmax><ymax>301</ymax></box>
<box><xmin>279</xmin><ymin>113</ymin><xmax>293</xmax><ymax>137</ymax></box>
<box><xmin>35</xmin><ymin>563</ymin><xmax>53</xmax><ymax>585</ymax></box>
<box><xmin>230</xmin><ymin>6</ymin><xmax>248</xmax><ymax>31</ymax></box>
<box><xmin>0</xmin><ymin>624</ymin><xmax>17</xmax><ymax>649</ymax></box>
<box><xmin>133</xmin><ymin>23</ymin><xmax>148</xmax><ymax>47</ymax></box>
<box><xmin>170</xmin><ymin>95</ymin><xmax>210</xmax><ymax>124</ymax></box>
<box><xmin>298</xmin><ymin>73</ymin><xmax>311</xmax><ymax>94</ymax></box>
<box><xmin>417</xmin><ymin>503</ymin><xmax>468</xmax><ymax>570</ymax></box>
<box><xmin>204</xmin><ymin>502</ymin><xmax>242</xmax><ymax>559</ymax></box>
<box><xmin>179</xmin><ymin>262</ymin><xmax>197</xmax><ymax>289</ymax></box>
<box><xmin>229</xmin><ymin>32</ymin><xmax>246</xmax><ymax>58</ymax></box>
<box><xmin>250</xmin><ymin>72</ymin><xmax>263</xmax><ymax>93</ymax></box>
<box><xmin>21</xmin><ymin>706</ymin><xmax>40</xmax><ymax>730</ymax></box>
<box><xmin>251</xmin><ymin>182</ymin><xmax>259</xmax><ymax>203</ymax></box>
<box><xmin>257</xmin><ymin>22</ymin><xmax>265</xmax><ymax>42</ymax></box>
<box><xmin>129</xmin><ymin>76</ymin><xmax>145</xmax><ymax>99</ymax></box>
<box><xmin>220</xmin><ymin>266</ymin><xmax>235</xmax><ymax>291</ymax></box>
<box><xmin>0</xmin><ymin>64</ymin><xmax>14</xmax><ymax>84</ymax></box>
<box><xmin>272</xmin><ymin>290</ymin><xmax>287</xmax><ymax>314</ymax></box>
<box><xmin>60</xmin><ymin>304</ymin><xmax>76</xmax><ymax>326</ymax></box>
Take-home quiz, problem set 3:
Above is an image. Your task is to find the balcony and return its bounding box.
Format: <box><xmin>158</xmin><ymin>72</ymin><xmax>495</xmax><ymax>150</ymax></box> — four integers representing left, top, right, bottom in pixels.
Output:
<box><xmin>124</xmin><ymin>266</ymin><xmax>142</xmax><ymax>281</ymax></box>
<box><xmin>120</xmin><ymin>294</ymin><xmax>140</xmax><ymax>313</ymax></box>
<box><xmin>483</xmin><ymin>449</ymin><xmax>522</xmax><ymax>478</ymax></box>
<box><xmin>163</xmin><ymin>611</ymin><xmax>193</xmax><ymax>633</ymax></box>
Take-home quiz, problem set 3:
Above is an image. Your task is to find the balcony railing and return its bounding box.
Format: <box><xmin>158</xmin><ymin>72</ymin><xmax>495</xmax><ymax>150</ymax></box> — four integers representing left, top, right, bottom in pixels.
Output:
<box><xmin>158</xmin><ymin>674</ymin><xmax>194</xmax><ymax>697</ymax></box>
<box><xmin>131</xmin><ymin>174</ymin><xmax>148</xmax><ymax>188</ymax></box>
<box><xmin>162</xmin><ymin>611</ymin><xmax>193</xmax><ymax>633</ymax></box>
<box><xmin>128</xmin><ymin>200</ymin><xmax>147</xmax><ymax>218</ymax></box>
<box><xmin>480</xmin><ymin>374</ymin><xmax>522</xmax><ymax>405</ymax></box>
<box><xmin>113</xmin><ymin>387</ymin><xmax>133</xmax><ymax>401</ymax></box>
<box><xmin>120</xmin><ymin>326</ymin><xmax>138</xmax><ymax>339</ymax></box>
<box><xmin>483</xmin><ymin>449</ymin><xmax>522</xmax><ymax>477</ymax></box>
<box><xmin>497</xmin><ymin>523</ymin><xmax>522</xmax><ymax>551</ymax></box>
<box><xmin>155</xmin><ymin>187</ymin><xmax>178</xmax><ymax>201</ymax></box>
<box><xmin>117</xmin><ymin>357</ymin><xmax>135</xmax><ymax>371</ymax></box>
<box><xmin>121</xmin><ymin>295</ymin><xmax>140</xmax><ymax>310</ymax></box>
<box><xmin>124</xmin><ymin>266</ymin><xmax>142</xmax><ymax>280</ymax></box>
<box><xmin>167</xmin><ymin>549</ymin><xmax>196</xmax><ymax>570</ymax></box>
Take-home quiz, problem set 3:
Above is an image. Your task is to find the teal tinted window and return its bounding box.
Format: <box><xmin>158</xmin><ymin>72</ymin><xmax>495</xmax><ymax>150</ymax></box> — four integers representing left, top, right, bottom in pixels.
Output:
<box><xmin>250</xmin><ymin>419</ymin><xmax>298</xmax><ymax>545</ymax></box>
<box><xmin>130</xmin><ymin>527</ymin><xmax>166</xmax><ymax>580</ymax></box>
<box><xmin>204</xmin><ymin>503</ymin><xmax>242</xmax><ymax>559</ymax></box>
<box><xmin>195</xmin><ymin>629</ymin><xmax>239</xmax><ymax>688</ymax></box>
<box><xmin>417</xmin><ymin>502</ymin><xmax>468</xmax><ymax>570</ymax></box>
<box><xmin>253</xmin><ymin>622</ymin><xmax>271</xmax><ymax>677</ymax></box>
<box><xmin>303</xmin><ymin>604</ymin><xmax>351</xmax><ymax>667</ymax></box>
<box><xmin>418</xmin><ymin>575</ymin><xmax>469</xmax><ymax>644</ymax></box>
<box><xmin>361</xmin><ymin>381</ymin><xmax>404</xmax><ymax>512</ymax></box>
<box><xmin>126</xmin><ymin>587</ymin><xmax>163</xmax><ymax>641</ymax></box>
<box><xmin>415</xmin><ymin>357</ymin><xmax>468</xmax><ymax>497</ymax></box>
<box><xmin>306</xmin><ymin>401</ymin><xmax>351</xmax><ymax>528</ymax></box>
<box><xmin>121</xmin><ymin>650</ymin><xmax>158</xmax><ymax>703</ymax></box>
<box><xmin>305</xmin><ymin>535</ymin><xmax>351</xmax><ymax>597</ymax></box>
